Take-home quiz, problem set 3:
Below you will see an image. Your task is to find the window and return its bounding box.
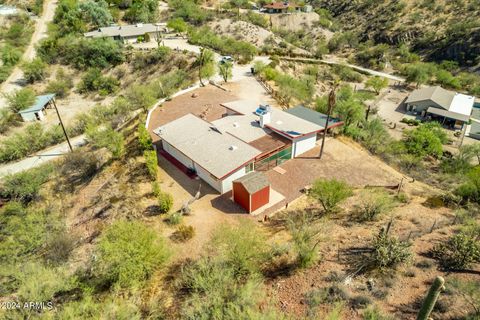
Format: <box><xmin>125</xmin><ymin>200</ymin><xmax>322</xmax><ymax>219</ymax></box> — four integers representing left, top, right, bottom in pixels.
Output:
<box><xmin>245</xmin><ymin>162</ymin><xmax>254</xmax><ymax>173</ymax></box>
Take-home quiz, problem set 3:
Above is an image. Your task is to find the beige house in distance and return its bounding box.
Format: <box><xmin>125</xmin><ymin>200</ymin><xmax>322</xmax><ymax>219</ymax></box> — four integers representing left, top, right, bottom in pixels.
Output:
<box><xmin>84</xmin><ymin>23</ymin><xmax>168</xmax><ymax>44</ymax></box>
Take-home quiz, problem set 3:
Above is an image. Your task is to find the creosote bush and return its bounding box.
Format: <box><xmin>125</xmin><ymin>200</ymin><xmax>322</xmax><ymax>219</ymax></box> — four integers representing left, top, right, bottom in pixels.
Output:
<box><xmin>94</xmin><ymin>220</ymin><xmax>170</xmax><ymax>288</ymax></box>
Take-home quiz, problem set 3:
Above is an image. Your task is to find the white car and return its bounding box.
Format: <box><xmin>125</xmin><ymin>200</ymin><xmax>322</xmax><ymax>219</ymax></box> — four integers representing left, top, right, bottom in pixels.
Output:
<box><xmin>220</xmin><ymin>56</ymin><xmax>234</xmax><ymax>64</ymax></box>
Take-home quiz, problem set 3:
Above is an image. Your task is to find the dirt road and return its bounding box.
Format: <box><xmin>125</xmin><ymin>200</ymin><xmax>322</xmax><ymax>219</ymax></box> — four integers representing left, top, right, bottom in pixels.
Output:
<box><xmin>0</xmin><ymin>0</ymin><xmax>58</xmax><ymax>108</ymax></box>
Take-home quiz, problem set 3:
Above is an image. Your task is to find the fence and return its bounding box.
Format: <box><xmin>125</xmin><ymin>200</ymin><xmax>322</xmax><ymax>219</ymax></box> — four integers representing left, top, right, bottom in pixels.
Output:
<box><xmin>255</xmin><ymin>147</ymin><xmax>292</xmax><ymax>171</ymax></box>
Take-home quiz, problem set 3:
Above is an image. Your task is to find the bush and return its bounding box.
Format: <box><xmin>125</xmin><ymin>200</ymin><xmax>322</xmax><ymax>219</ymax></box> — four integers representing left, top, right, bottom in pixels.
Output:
<box><xmin>5</xmin><ymin>88</ymin><xmax>36</xmax><ymax>112</ymax></box>
<box><xmin>45</xmin><ymin>68</ymin><xmax>74</xmax><ymax>98</ymax></box>
<box><xmin>310</xmin><ymin>179</ymin><xmax>353</xmax><ymax>213</ymax></box>
<box><xmin>86</xmin><ymin>125</ymin><xmax>125</xmax><ymax>159</ymax></box>
<box><xmin>144</xmin><ymin>150</ymin><xmax>158</xmax><ymax>181</ymax></box>
<box><xmin>173</xmin><ymin>225</ymin><xmax>195</xmax><ymax>242</ymax></box>
<box><xmin>350</xmin><ymin>295</ymin><xmax>372</xmax><ymax>309</ymax></box>
<box><xmin>166</xmin><ymin>211</ymin><xmax>182</xmax><ymax>225</ymax></box>
<box><xmin>431</xmin><ymin>232</ymin><xmax>480</xmax><ymax>270</ymax></box>
<box><xmin>354</xmin><ymin>189</ymin><xmax>394</xmax><ymax>221</ymax></box>
<box><xmin>138</xmin><ymin>123</ymin><xmax>153</xmax><ymax>150</ymax></box>
<box><xmin>0</xmin><ymin>164</ymin><xmax>54</xmax><ymax>203</ymax></box>
<box><xmin>1</xmin><ymin>45</ymin><xmax>21</xmax><ymax>66</ymax></box>
<box><xmin>43</xmin><ymin>232</ymin><xmax>76</xmax><ymax>265</ymax></box>
<box><xmin>362</xmin><ymin>306</ymin><xmax>393</xmax><ymax>320</ymax></box>
<box><xmin>369</xmin><ymin>227</ymin><xmax>412</xmax><ymax>270</ymax></box>
<box><xmin>22</xmin><ymin>58</ymin><xmax>47</xmax><ymax>83</ymax></box>
<box><xmin>0</xmin><ymin>109</ymin><xmax>21</xmax><ymax>134</ymax></box>
<box><xmin>288</xmin><ymin>212</ymin><xmax>323</xmax><ymax>268</ymax></box>
<box><xmin>59</xmin><ymin>150</ymin><xmax>99</xmax><ymax>187</ymax></box>
<box><xmin>78</xmin><ymin>68</ymin><xmax>119</xmax><ymax>95</ymax></box>
<box><xmin>94</xmin><ymin>220</ymin><xmax>170</xmax><ymax>288</ymax></box>
<box><xmin>403</xmin><ymin>122</ymin><xmax>447</xmax><ymax>158</ymax></box>
<box><xmin>158</xmin><ymin>192</ymin><xmax>173</xmax><ymax>214</ymax></box>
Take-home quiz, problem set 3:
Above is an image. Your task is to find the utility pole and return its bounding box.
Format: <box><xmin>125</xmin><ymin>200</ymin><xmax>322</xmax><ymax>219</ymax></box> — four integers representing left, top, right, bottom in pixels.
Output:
<box><xmin>52</xmin><ymin>98</ymin><xmax>73</xmax><ymax>152</ymax></box>
<box><xmin>319</xmin><ymin>85</ymin><xmax>338</xmax><ymax>159</ymax></box>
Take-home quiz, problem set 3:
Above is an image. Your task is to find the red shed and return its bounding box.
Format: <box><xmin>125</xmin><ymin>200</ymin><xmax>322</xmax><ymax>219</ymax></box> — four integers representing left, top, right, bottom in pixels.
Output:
<box><xmin>232</xmin><ymin>172</ymin><xmax>270</xmax><ymax>214</ymax></box>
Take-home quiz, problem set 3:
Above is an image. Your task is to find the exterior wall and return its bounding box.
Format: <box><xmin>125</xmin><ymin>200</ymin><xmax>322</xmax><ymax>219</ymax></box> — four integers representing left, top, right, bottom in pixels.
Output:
<box><xmin>250</xmin><ymin>185</ymin><xmax>270</xmax><ymax>212</ymax></box>
<box><xmin>20</xmin><ymin>112</ymin><xmax>37</xmax><ymax>122</ymax></box>
<box><xmin>162</xmin><ymin>141</ymin><xmax>194</xmax><ymax>169</ymax></box>
<box><xmin>36</xmin><ymin>110</ymin><xmax>46</xmax><ymax>121</ymax></box>
<box><xmin>406</xmin><ymin>100</ymin><xmax>445</xmax><ymax>113</ymax></box>
<box><xmin>194</xmin><ymin>164</ymin><xmax>222</xmax><ymax>192</ymax></box>
<box><xmin>233</xmin><ymin>182</ymin><xmax>250</xmax><ymax>212</ymax></box>
<box><xmin>293</xmin><ymin>133</ymin><xmax>317</xmax><ymax>157</ymax></box>
<box><xmin>220</xmin><ymin>166</ymin><xmax>247</xmax><ymax>193</ymax></box>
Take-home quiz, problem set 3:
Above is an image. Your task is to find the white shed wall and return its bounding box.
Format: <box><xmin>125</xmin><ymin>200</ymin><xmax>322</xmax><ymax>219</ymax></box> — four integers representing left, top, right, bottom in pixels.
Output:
<box><xmin>293</xmin><ymin>133</ymin><xmax>317</xmax><ymax>157</ymax></box>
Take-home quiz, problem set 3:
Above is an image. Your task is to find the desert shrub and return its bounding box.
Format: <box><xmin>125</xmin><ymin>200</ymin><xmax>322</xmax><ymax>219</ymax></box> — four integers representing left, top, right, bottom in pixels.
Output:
<box><xmin>78</xmin><ymin>68</ymin><xmax>119</xmax><ymax>95</ymax></box>
<box><xmin>5</xmin><ymin>88</ymin><xmax>36</xmax><ymax>112</ymax></box>
<box><xmin>169</xmin><ymin>0</ymin><xmax>212</xmax><ymax>25</ymax></box>
<box><xmin>126</xmin><ymin>84</ymin><xmax>157</xmax><ymax>112</ymax></box>
<box><xmin>0</xmin><ymin>109</ymin><xmax>21</xmax><ymax>134</ymax></box>
<box><xmin>94</xmin><ymin>220</ymin><xmax>170</xmax><ymax>288</ymax></box>
<box><xmin>310</xmin><ymin>179</ymin><xmax>353</xmax><ymax>213</ymax></box>
<box><xmin>446</xmin><ymin>278</ymin><xmax>480</xmax><ymax>318</ymax></box>
<box><xmin>173</xmin><ymin>225</ymin><xmax>195</xmax><ymax>242</ymax></box>
<box><xmin>455</xmin><ymin>167</ymin><xmax>480</xmax><ymax>204</ymax></box>
<box><xmin>0</xmin><ymin>163</ymin><xmax>54</xmax><ymax>203</ymax></box>
<box><xmin>166</xmin><ymin>211</ymin><xmax>182</xmax><ymax>225</ymax></box>
<box><xmin>331</xmin><ymin>64</ymin><xmax>363</xmax><ymax>82</ymax></box>
<box><xmin>43</xmin><ymin>232</ymin><xmax>76</xmax><ymax>265</ymax></box>
<box><xmin>144</xmin><ymin>150</ymin><xmax>158</xmax><ymax>181</ymax></box>
<box><xmin>365</xmin><ymin>76</ymin><xmax>389</xmax><ymax>94</ymax></box>
<box><xmin>209</xmin><ymin>222</ymin><xmax>270</xmax><ymax>277</ymax></box>
<box><xmin>151</xmin><ymin>181</ymin><xmax>161</xmax><ymax>197</ymax></box>
<box><xmin>362</xmin><ymin>306</ymin><xmax>393</xmax><ymax>320</ymax></box>
<box><xmin>59</xmin><ymin>150</ymin><xmax>99</xmax><ymax>187</ymax></box>
<box><xmin>45</xmin><ymin>68</ymin><xmax>74</xmax><ymax>98</ymax></box>
<box><xmin>403</xmin><ymin>122</ymin><xmax>447</xmax><ymax>158</ymax></box>
<box><xmin>54</xmin><ymin>295</ymin><xmax>142</xmax><ymax>319</ymax></box>
<box><xmin>350</xmin><ymin>295</ymin><xmax>373</xmax><ymax>309</ymax></box>
<box><xmin>22</xmin><ymin>58</ymin><xmax>47</xmax><ymax>83</ymax></box>
<box><xmin>158</xmin><ymin>192</ymin><xmax>173</xmax><ymax>214</ymax></box>
<box><xmin>431</xmin><ymin>232</ymin><xmax>480</xmax><ymax>270</ymax></box>
<box><xmin>138</xmin><ymin>123</ymin><xmax>153</xmax><ymax>150</ymax></box>
<box><xmin>1</xmin><ymin>45</ymin><xmax>21</xmax><ymax>66</ymax></box>
<box><xmin>305</xmin><ymin>289</ymin><xmax>344</xmax><ymax>318</ymax></box>
<box><xmin>86</xmin><ymin>125</ymin><xmax>125</xmax><ymax>159</ymax></box>
<box><xmin>395</xmin><ymin>192</ymin><xmax>409</xmax><ymax>203</ymax></box>
<box><xmin>287</xmin><ymin>212</ymin><xmax>324</xmax><ymax>268</ymax></box>
<box><xmin>369</xmin><ymin>227</ymin><xmax>412</xmax><ymax>270</ymax></box>
<box><xmin>354</xmin><ymin>189</ymin><xmax>394</xmax><ymax>221</ymax></box>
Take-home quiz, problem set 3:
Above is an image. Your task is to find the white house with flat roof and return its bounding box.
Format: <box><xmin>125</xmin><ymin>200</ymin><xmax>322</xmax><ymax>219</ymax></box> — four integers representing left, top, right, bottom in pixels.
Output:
<box><xmin>154</xmin><ymin>101</ymin><xmax>328</xmax><ymax>193</ymax></box>
<box><xmin>154</xmin><ymin>114</ymin><xmax>261</xmax><ymax>193</ymax></box>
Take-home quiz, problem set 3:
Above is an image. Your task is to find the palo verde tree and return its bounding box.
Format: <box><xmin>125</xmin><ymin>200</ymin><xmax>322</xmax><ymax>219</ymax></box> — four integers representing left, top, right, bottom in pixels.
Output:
<box><xmin>365</xmin><ymin>76</ymin><xmax>389</xmax><ymax>95</ymax></box>
<box><xmin>310</xmin><ymin>178</ymin><xmax>353</xmax><ymax>214</ymax></box>
<box><xmin>195</xmin><ymin>47</ymin><xmax>215</xmax><ymax>86</ymax></box>
<box><xmin>218</xmin><ymin>61</ymin><xmax>233</xmax><ymax>83</ymax></box>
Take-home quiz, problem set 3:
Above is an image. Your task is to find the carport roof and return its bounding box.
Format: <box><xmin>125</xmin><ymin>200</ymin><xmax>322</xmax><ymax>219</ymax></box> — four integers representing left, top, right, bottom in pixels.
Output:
<box><xmin>234</xmin><ymin>172</ymin><xmax>269</xmax><ymax>194</ymax></box>
<box><xmin>426</xmin><ymin>107</ymin><xmax>470</xmax><ymax>122</ymax></box>
<box><xmin>286</xmin><ymin>106</ymin><xmax>343</xmax><ymax>130</ymax></box>
<box><xmin>18</xmin><ymin>94</ymin><xmax>55</xmax><ymax>114</ymax></box>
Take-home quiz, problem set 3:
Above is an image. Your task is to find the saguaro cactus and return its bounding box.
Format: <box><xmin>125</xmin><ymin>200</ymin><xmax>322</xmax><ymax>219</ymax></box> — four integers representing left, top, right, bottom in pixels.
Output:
<box><xmin>416</xmin><ymin>276</ymin><xmax>445</xmax><ymax>320</ymax></box>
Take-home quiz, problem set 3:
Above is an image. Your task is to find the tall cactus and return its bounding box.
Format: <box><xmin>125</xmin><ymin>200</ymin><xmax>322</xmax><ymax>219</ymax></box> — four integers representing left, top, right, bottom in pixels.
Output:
<box><xmin>416</xmin><ymin>276</ymin><xmax>445</xmax><ymax>320</ymax></box>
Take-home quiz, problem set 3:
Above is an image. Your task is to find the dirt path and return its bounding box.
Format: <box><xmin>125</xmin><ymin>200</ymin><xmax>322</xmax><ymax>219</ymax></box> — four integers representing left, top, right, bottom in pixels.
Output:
<box><xmin>0</xmin><ymin>0</ymin><xmax>58</xmax><ymax>107</ymax></box>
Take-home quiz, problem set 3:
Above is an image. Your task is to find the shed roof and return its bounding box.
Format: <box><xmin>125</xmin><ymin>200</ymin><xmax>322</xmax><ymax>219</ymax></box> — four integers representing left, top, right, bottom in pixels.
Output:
<box><xmin>153</xmin><ymin>114</ymin><xmax>261</xmax><ymax>179</ymax></box>
<box><xmin>234</xmin><ymin>172</ymin><xmax>269</xmax><ymax>194</ymax></box>
<box><xmin>221</xmin><ymin>100</ymin><xmax>323</xmax><ymax>139</ymax></box>
<box><xmin>18</xmin><ymin>94</ymin><xmax>55</xmax><ymax>114</ymax></box>
<box><xmin>285</xmin><ymin>105</ymin><xmax>343</xmax><ymax>130</ymax></box>
<box><xmin>84</xmin><ymin>23</ymin><xmax>163</xmax><ymax>38</ymax></box>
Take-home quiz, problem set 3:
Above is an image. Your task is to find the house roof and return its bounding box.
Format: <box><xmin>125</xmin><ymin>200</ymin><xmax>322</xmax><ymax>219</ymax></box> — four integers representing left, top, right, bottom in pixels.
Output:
<box><xmin>18</xmin><ymin>94</ymin><xmax>55</xmax><ymax>114</ymax></box>
<box><xmin>153</xmin><ymin>114</ymin><xmax>261</xmax><ymax>179</ymax></box>
<box><xmin>406</xmin><ymin>86</ymin><xmax>474</xmax><ymax>119</ymax></box>
<box><xmin>426</xmin><ymin>107</ymin><xmax>470</xmax><ymax>123</ymax></box>
<box><xmin>263</xmin><ymin>2</ymin><xmax>301</xmax><ymax>9</ymax></box>
<box><xmin>211</xmin><ymin>114</ymin><xmax>269</xmax><ymax>143</ymax></box>
<box><xmin>221</xmin><ymin>100</ymin><xmax>323</xmax><ymax>139</ymax></box>
<box><xmin>234</xmin><ymin>172</ymin><xmax>269</xmax><ymax>194</ymax></box>
<box><xmin>285</xmin><ymin>106</ymin><xmax>343</xmax><ymax>130</ymax></box>
<box><xmin>0</xmin><ymin>5</ymin><xmax>18</xmax><ymax>15</ymax></box>
<box><xmin>84</xmin><ymin>23</ymin><xmax>163</xmax><ymax>38</ymax></box>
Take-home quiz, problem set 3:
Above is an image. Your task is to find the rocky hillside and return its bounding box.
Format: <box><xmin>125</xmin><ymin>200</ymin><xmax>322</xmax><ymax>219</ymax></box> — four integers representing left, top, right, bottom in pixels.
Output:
<box><xmin>314</xmin><ymin>0</ymin><xmax>480</xmax><ymax>66</ymax></box>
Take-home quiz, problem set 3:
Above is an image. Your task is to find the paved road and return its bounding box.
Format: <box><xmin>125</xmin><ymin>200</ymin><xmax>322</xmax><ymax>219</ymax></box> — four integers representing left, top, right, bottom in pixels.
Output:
<box><xmin>0</xmin><ymin>135</ymin><xmax>86</xmax><ymax>177</ymax></box>
<box><xmin>0</xmin><ymin>0</ymin><xmax>58</xmax><ymax>108</ymax></box>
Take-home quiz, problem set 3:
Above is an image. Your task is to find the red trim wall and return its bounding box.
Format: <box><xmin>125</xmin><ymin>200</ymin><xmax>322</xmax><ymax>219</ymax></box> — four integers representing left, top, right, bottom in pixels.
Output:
<box><xmin>250</xmin><ymin>185</ymin><xmax>270</xmax><ymax>212</ymax></box>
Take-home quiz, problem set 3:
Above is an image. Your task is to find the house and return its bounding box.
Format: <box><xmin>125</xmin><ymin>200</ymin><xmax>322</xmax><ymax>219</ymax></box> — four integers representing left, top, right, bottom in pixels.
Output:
<box><xmin>84</xmin><ymin>23</ymin><xmax>167</xmax><ymax>44</ymax></box>
<box><xmin>154</xmin><ymin>100</ymin><xmax>330</xmax><ymax>194</ymax></box>
<box><xmin>285</xmin><ymin>105</ymin><xmax>343</xmax><ymax>138</ymax></box>
<box><xmin>18</xmin><ymin>94</ymin><xmax>55</xmax><ymax>122</ymax></box>
<box><xmin>262</xmin><ymin>1</ymin><xmax>303</xmax><ymax>13</ymax></box>
<box><xmin>405</xmin><ymin>86</ymin><xmax>474</xmax><ymax>129</ymax></box>
<box><xmin>232</xmin><ymin>172</ymin><xmax>270</xmax><ymax>214</ymax></box>
<box><xmin>0</xmin><ymin>5</ymin><xmax>18</xmax><ymax>16</ymax></box>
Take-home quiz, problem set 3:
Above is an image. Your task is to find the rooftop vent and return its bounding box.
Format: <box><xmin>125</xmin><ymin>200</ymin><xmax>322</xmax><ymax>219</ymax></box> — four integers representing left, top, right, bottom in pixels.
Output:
<box><xmin>229</xmin><ymin>145</ymin><xmax>238</xmax><ymax>151</ymax></box>
<box><xmin>276</xmin><ymin>120</ymin><xmax>283</xmax><ymax>125</ymax></box>
<box><xmin>233</xmin><ymin>122</ymin><xmax>239</xmax><ymax>128</ymax></box>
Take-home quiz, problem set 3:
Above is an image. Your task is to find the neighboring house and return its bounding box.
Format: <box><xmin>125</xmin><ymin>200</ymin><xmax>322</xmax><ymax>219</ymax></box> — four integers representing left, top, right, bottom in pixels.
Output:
<box><xmin>18</xmin><ymin>94</ymin><xmax>55</xmax><ymax>122</ymax></box>
<box><xmin>262</xmin><ymin>1</ymin><xmax>303</xmax><ymax>13</ymax></box>
<box><xmin>0</xmin><ymin>5</ymin><xmax>18</xmax><ymax>16</ymax></box>
<box><xmin>405</xmin><ymin>86</ymin><xmax>475</xmax><ymax>129</ymax></box>
<box><xmin>154</xmin><ymin>100</ymin><xmax>333</xmax><ymax>194</ymax></box>
<box><xmin>285</xmin><ymin>105</ymin><xmax>343</xmax><ymax>138</ymax></box>
<box><xmin>84</xmin><ymin>23</ymin><xmax>167</xmax><ymax>44</ymax></box>
<box><xmin>233</xmin><ymin>172</ymin><xmax>270</xmax><ymax>214</ymax></box>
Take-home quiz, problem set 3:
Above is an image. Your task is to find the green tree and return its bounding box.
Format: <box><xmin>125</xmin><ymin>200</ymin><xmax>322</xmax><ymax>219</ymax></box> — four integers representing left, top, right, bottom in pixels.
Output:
<box><xmin>86</xmin><ymin>125</ymin><xmax>125</xmax><ymax>159</ymax></box>
<box><xmin>196</xmin><ymin>47</ymin><xmax>215</xmax><ymax>86</ymax></box>
<box><xmin>403</xmin><ymin>123</ymin><xmax>446</xmax><ymax>158</ymax></box>
<box><xmin>22</xmin><ymin>58</ymin><xmax>47</xmax><ymax>83</ymax></box>
<box><xmin>310</xmin><ymin>179</ymin><xmax>353</xmax><ymax>213</ymax></box>
<box><xmin>1</xmin><ymin>45</ymin><xmax>21</xmax><ymax>66</ymax></box>
<box><xmin>94</xmin><ymin>220</ymin><xmax>170</xmax><ymax>288</ymax></box>
<box><xmin>167</xmin><ymin>17</ymin><xmax>188</xmax><ymax>33</ymax></box>
<box><xmin>404</xmin><ymin>63</ymin><xmax>436</xmax><ymax>88</ymax></box>
<box><xmin>5</xmin><ymin>88</ymin><xmax>36</xmax><ymax>112</ymax></box>
<box><xmin>78</xmin><ymin>0</ymin><xmax>113</xmax><ymax>29</ymax></box>
<box><xmin>218</xmin><ymin>61</ymin><xmax>233</xmax><ymax>83</ymax></box>
<box><xmin>365</xmin><ymin>76</ymin><xmax>388</xmax><ymax>95</ymax></box>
